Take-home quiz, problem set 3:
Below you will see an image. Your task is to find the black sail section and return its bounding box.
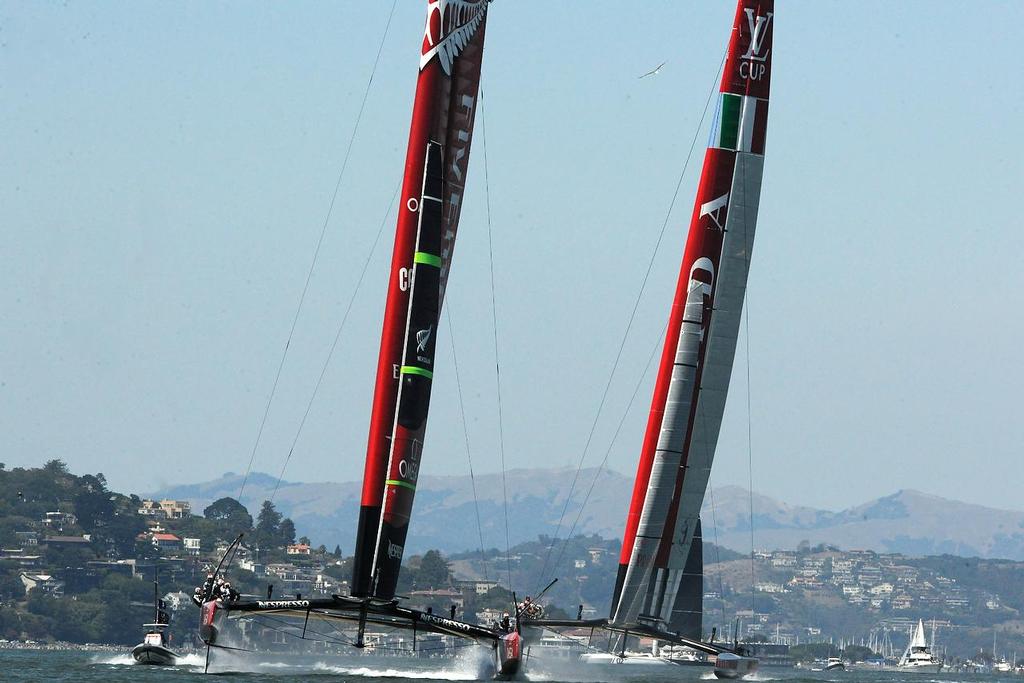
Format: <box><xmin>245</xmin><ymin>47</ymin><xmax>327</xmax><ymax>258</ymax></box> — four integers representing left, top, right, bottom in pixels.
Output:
<box><xmin>670</xmin><ymin>518</ymin><xmax>703</xmax><ymax>639</ymax></box>
<box><xmin>396</xmin><ymin>142</ymin><xmax>443</xmax><ymax>432</ymax></box>
<box><xmin>368</xmin><ymin>140</ymin><xmax>444</xmax><ymax>598</ymax></box>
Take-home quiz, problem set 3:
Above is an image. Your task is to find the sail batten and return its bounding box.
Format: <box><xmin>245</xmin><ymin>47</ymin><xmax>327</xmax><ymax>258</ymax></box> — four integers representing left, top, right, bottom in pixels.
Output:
<box><xmin>611</xmin><ymin>0</ymin><xmax>773</xmax><ymax>638</ymax></box>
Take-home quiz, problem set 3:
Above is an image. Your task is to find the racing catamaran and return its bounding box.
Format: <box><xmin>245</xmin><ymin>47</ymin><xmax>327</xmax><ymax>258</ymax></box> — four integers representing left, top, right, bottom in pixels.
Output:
<box><xmin>196</xmin><ymin>0</ymin><xmax>522</xmax><ymax>676</ymax></box>
<box><xmin>523</xmin><ymin>1</ymin><xmax>774</xmax><ymax>678</ymax></box>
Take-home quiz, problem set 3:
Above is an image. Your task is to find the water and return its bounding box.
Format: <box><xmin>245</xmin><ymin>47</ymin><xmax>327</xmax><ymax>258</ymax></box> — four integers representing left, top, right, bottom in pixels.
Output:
<box><xmin>0</xmin><ymin>649</ymin><xmax>1018</xmax><ymax>683</ymax></box>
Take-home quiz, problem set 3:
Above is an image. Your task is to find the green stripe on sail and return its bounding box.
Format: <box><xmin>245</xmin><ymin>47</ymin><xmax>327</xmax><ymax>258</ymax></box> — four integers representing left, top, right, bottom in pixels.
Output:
<box><xmin>414</xmin><ymin>251</ymin><xmax>442</xmax><ymax>268</ymax></box>
<box><xmin>400</xmin><ymin>365</ymin><xmax>433</xmax><ymax>379</ymax></box>
<box><xmin>719</xmin><ymin>93</ymin><xmax>741</xmax><ymax>150</ymax></box>
<box><xmin>386</xmin><ymin>479</ymin><xmax>416</xmax><ymax>491</ymax></box>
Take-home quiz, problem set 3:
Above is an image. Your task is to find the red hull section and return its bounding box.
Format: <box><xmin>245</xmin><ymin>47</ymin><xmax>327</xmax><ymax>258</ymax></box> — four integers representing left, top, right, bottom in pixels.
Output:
<box><xmin>199</xmin><ymin>599</ymin><xmax>218</xmax><ymax>643</ymax></box>
<box><xmin>498</xmin><ymin>631</ymin><xmax>522</xmax><ymax>676</ymax></box>
<box><xmin>352</xmin><ymin>0</ymin><xmax>488</xmax><ymax>600</ymax></box>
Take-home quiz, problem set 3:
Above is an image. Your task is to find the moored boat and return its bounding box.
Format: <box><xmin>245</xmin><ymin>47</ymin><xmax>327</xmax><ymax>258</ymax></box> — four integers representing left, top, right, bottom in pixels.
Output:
<box><xmin>897</xmin><ymin>619</ymin><xmax>943</xmax><ymax>673</ymax></box>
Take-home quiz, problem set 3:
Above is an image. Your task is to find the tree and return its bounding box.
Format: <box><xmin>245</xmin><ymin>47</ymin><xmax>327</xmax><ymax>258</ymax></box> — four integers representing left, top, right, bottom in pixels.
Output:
<box><xmin>416</xmin><ymin>550</ymin><xmax>451</xmax><ymax>589</ymax></box>
<box><xmin>43</xmin><ymin>460</ymin><xmax>69</xmax><ymax>476</ymax></box>
<box><xmin>72</xmin><ymin>474</ymin><xmax>115</xmax><ymax>529</ymax></box>
<box><xmin>203</xmin><ymin>497</ymin><xmax>253</xmax><ymax>534</ymax></box>
<box><xmin>0</xmin><ymin>560</ymin><xmax>25</xmax><ymax>600</ymax></box>
<box><xmin>843</xmin><ymin>645</ymin><xmax>875</xmax><ymax>662</ymax></box>
<box><xmin>92</xmin><ymin>510</ymin><xmax>147</xmax><ymax>558</ymax></box>
<box><xmin>279</xmin><ymin>518</ymin><xmax>296</xmax><ymax>546</ymax></box>
<box><xmin>255</xmin><ymin>501</ymin><xmax>282</xmax><ymax>549</ymax></box>
<box><xmin>332</xmin><ymin>545</ymin><xmax>342</xmax><ymax>558</ymax></box>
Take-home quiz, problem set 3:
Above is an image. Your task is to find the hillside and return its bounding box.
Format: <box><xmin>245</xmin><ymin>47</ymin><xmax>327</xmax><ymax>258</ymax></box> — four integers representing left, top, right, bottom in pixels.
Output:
<box><xmin>154</xmin><ymin>469</ymin><xmax>1024</xmax><ymax>560</ymax></box>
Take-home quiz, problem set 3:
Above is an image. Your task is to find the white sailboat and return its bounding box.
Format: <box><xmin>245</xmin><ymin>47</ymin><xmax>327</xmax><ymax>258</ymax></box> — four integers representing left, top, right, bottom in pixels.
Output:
<box><xmin>897</xmin><ymin>619</ymin><xmax>942</xmax><ymax>673</ymax></box>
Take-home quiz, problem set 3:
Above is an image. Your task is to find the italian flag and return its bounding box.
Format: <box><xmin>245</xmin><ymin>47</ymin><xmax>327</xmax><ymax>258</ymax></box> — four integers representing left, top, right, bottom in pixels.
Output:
<box><xmin>715</xmin><ymin>93</ymin><xmax>768</xmax><ymax>155</ymax></box>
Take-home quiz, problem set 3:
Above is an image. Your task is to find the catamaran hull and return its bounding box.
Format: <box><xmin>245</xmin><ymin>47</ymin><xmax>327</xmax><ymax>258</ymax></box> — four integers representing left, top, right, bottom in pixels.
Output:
<box><xmin>497</xmin><ymin>632</ymin><xmax>522</xmax><ymax>677</ymax></box>
<box><xmin>199</xmin><ymin>599</ymin><xmax>220</xmax><ymax>644</ymax></box>
<box><xmin>714</xmin><ymin>653</ymin><xmax>759</xmax><ymax>679</ymax></box>
<box><xmin>131</xmin><ymin>643</ymin><xmax>178</xmax><ymax>665</ymax></box>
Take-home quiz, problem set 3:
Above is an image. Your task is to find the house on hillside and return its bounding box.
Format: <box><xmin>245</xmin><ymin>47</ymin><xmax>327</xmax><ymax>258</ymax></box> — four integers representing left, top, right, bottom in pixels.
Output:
<box><xmin>15</xmin><ymin>531</ymin><xmax>38</xmax><ymax>547</ymax></box>
<box><xmin>239</xmin><ymin>557</ymin><xmax>265</xmax><ymax>575</ymax></box>
<box><xmin>41</xmin><ymin>511</ymin><xmax>78</xmax><ymax>530</ymax></box>
<box><xmin>162</xmin><ymin>591</ymin><xmax>194</xmax><ymax>610</ymax></box>
<box><xmin>1</xmin><ymin>548</ymin><xmax>42</xmax><ymax>568</ymax></box>
<box><xmin>891</xmin><ymin>593</ymin><xmax>913</xmax><ymax>610</ymax></box>
<box><xmin>287</xmin><ymin>544</ymin><xmax>311</xmax><ymax>556</ymax></box>
<box><xmin>151</xmin><ymin>533</ymin><xmax>182</xmax><ymax>552</ymax></box>
<box><xmin>138</xmin><ymin>499</ymin><xmax>192</xmax><ymax>519</ymax></box>
<box><xmin>39</xmin><ymin>535</ymin><xmax>92</xmax><ymax>549</ymax></box>
<box><xmin>20</xmin><ymin>572</ymin><xmax>64</xmax><ymax>597</ymax></box>
<box><xmin>455</xmin><ymin>579</ymin><xmax>499</xmax><ymax>596</ymax></box>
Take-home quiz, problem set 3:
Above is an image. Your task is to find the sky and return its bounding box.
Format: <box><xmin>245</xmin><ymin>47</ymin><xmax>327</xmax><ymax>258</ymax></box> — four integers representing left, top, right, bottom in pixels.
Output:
<box><xmin>2</xmin><ymin>1</ymin><xmax>1022</xmax><ymax>516</ymax></box>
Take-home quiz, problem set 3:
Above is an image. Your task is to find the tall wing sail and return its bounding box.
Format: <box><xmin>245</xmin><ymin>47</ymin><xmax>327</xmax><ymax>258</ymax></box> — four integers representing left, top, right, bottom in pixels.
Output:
<box><xmin>352</xmin><ymin>0</ymin><xmax>489</xmax><ymax>600</ymax></box>
<box><xmin>610</xmin><ymin>0</ymin><xmax>773</xmax><ymax>634</ymax></box>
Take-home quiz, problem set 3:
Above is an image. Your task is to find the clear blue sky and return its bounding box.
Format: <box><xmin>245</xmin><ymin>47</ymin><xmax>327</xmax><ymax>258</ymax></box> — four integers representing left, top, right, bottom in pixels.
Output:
<box><xmin>2</xmin><ymin>1</ymin><xmax>1022</xmax><ymax>513</ymax></box>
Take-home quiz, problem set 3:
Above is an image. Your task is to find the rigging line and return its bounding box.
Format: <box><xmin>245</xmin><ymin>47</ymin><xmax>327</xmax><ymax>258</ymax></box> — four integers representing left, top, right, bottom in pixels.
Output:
<box><xmin>479</xmin><ymin>87</ymin><xmax>512</xmax><ymax>590</ymax></box>
<box><xmin>445</xmin><ymin>306</ymin><xmax>491</xmax><ymax>583</ymax></box>
<box><xmin>546</xmin><ymin>321</ymin><xmax>666</xmax><ymax>589</ymax></box>
<box><xmin>538</xmin><ymin>48</ymin><xmax>729</xmax><ymax>587</ymax></box>
<box><xmin>240</xmin><ymin>612</ymin><xmax>359</xmax><ymax>648</ymax></box>
<box><xmin>269</xmin><ymin>183</ymin><xmax>401</xmax><ymax>503</ymax></box>
<box><xmin>238</xmin><ymin>0</ymin><xmax>400</xmax><ymax>502</ymax></box>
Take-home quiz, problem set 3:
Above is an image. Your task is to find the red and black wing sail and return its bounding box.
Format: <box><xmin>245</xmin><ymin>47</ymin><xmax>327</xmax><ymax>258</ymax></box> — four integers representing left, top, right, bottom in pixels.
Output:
<box><xmin>352</xmin><ymin>0</ymin><xmax>489</xmax><ymax>600</ymax></box>
<box><xmin>610</xmin><ymin>0</ymin><xmax>773</xmax><ymax>637</ymax></box>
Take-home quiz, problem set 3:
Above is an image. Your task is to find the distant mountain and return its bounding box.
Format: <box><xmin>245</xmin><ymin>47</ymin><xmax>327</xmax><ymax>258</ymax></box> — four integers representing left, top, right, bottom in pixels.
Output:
<box><xmin>152</xmin><ymin>469</ymin><xmax>1024</xmax><ymax>560</ymax></box>
<box><xmin>151</xmin><ymin>467</ymin><xmax>634</xmax><ymax>555</ymax></box>
<box><xmin>709</xmin><ymin>486</ymin><xmax>1024</xmax><ymax>560</ymax></box>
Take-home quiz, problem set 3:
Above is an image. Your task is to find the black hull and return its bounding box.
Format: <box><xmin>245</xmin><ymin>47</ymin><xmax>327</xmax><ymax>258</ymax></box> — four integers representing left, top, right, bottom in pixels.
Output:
<box><xmin>131</xmin><ymin>643</ymin><xmax>178</xmax><ymax>665</ymax></box>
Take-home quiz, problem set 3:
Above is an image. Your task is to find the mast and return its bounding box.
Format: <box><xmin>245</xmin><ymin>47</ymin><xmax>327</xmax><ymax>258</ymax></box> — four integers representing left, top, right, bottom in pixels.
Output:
<box><xmin>153</xmin><ymin>566</ymin><xmax>159</xmax><ymax>624</ymax></box>
<box><xmin>610</xmin><ymin>0</ymin><xmax>773</xmax><ymax>636</ymax></box>
<box><xmin>352</xmin><ymin>0</ymin><xmax>489</xmax><ymax>600</ymax></box>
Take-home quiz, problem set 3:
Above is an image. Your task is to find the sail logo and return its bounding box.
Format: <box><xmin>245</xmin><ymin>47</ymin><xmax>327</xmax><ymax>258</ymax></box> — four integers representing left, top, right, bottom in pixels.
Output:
<box><xmin>420</xmin><ymin>612</ymin><xmax>472</xmax><ymax>632</ymax></box>
<box><xmin>416</xmin><ymin>325</ymin><xmax>433</xmax><ymax>354</ymax></box>
<box><xmin>739</xmin><ymin>9</ymin><xmax>773</xmax><ymax>82</ymax></box>
<box><xmin>440</xmin><ymin>93</ymin><xmax>476</xmax><ymax>293</ymax></box>
<box><xmin>420</xmin><ymin>0</ymin><xmax>487</xmax><ymax>75</ymax></box>
<box><xmin>700</xmin><ymin>193</ymin><xmax>729</xmax><ymax>231</ymax></box>
<box><xmin>257</xmin><ymin>600</ymin><xmax>310</xmax><ymax>609</ymax></box>
<box><xmin>387</xmin><ymin>540</ymin><xmax>404</xmax><ymax>560</ymax></box>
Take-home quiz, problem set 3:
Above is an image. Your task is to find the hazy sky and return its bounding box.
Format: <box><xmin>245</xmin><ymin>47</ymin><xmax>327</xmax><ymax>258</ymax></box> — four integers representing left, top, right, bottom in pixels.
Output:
<box><xmin>2</xmin><ymin>1</ymin><xmax>1022</xmax><ymax>516</ymax></box>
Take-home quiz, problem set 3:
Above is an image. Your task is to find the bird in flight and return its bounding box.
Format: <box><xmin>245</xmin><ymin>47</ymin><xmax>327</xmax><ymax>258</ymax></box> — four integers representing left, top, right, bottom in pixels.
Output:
<box><xmin>638</xmin><ymin>61</ymin><xmax>667</xmax><ymax>79</ymax></box>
